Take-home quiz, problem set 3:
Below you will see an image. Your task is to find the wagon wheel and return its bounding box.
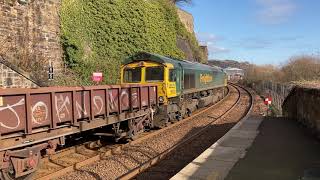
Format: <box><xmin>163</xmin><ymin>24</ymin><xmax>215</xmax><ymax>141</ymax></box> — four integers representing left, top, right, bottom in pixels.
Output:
<box><xmin>1</xmin><ymin>156</ymin><xmax>39</xmax><ymax>180</ymax></box>
<box><xmin>176</xmin><ymin>112</ymin><xmax>183</xmax><ymax>121</ymax></box>
<box><xmin>186</xmin><ymin>109</ymin><xmax>192</xmax><ymax>117</ymax></box>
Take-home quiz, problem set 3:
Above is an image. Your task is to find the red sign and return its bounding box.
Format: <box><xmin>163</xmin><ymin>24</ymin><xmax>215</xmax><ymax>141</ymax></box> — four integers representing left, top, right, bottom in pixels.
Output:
<box><xmin>92</xmin><ymin>72</ymin><xmax>103</xmax><ymax>82</ymax></box>
<box><xmin>264</xmin><ymin>97</ymin><xmax>272</xmax><ymax>105</ymax></box>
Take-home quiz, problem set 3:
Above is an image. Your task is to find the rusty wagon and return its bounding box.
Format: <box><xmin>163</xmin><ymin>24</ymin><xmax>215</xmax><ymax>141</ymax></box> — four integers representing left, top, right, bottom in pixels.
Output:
<box><xmin>0</xmin><ymin>84</ymin><xmax>157</xmax><ymax>179</ymax></box>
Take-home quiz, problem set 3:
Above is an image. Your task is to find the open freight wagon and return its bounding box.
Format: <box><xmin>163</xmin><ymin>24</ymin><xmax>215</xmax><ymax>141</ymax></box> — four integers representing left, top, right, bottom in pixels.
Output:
<box><xmin>0</xmin><ymin>84</ymin><xmax>157</xmax><ymax>179</ymax></box>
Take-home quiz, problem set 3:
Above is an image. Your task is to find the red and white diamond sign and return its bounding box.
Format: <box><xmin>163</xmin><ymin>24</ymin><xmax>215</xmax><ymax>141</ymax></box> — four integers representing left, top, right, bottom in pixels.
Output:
<box><xmin>92</xmin><ymin>72</ymin><xmax>103</xmax><ymax>82</ymax></box>
<box><xmin>264</xmin><ymin>97</ymin><xmax>272</xmax><ymax>105</ymax></box>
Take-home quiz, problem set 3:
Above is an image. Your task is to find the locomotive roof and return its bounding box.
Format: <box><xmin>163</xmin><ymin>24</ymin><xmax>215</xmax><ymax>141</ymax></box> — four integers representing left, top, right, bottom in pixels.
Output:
<box><xmin>124</xmin><ymin>52</ymin><xmax>223</xmax><ymax>72</ymax></box>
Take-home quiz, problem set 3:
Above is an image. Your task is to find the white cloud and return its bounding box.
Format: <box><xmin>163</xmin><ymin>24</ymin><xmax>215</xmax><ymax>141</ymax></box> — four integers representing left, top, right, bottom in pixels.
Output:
<box><xmin>196</xmin><ymin>32</ymin><xmax>221</xmax><ymax>44</ymax></box>
<box><xmin>196</xmin><ymin>32</ymin><xmax>230</xmax><ymax>54</ymax></box>
<box><xmin>256</xmin><ymin>0</ymin><xmax>297</xmax><ymax>24</ymax></box>
<box><xmin>240</xmin><ymin>37</ymin><xmax>273</xmax><ymax>49</ymax></box>
<box><xmin>238</xmin><ymin>35</ymin><xmax>303</xmax><ymax>49</ymax></box>
<box><xmin>208</xmin><ymin>46</ymin><xmax>230</xmax><ymax>53</ymax></box>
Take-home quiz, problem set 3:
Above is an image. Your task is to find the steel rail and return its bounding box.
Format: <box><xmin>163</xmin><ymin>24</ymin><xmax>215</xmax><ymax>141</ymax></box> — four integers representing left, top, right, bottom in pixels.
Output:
<box><xmin>116</xmin><ymin>83</ymin><xmax>253</xmax><ymax>180</ymax></box>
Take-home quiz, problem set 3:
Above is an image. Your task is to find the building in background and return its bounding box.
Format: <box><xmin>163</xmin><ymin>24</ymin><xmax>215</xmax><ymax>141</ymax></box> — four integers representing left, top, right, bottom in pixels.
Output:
<box><xmin>224</xmin><ymin>67</ymin><xmax>244</xmax><ymax>81</ymax></box>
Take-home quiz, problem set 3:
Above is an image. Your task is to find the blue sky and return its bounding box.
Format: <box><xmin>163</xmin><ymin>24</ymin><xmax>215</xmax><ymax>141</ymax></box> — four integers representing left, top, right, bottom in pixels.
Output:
<box><xmin>180</xmin><ymin>0</ymin><xmax>320</xmax><ymax>65</ymax></box>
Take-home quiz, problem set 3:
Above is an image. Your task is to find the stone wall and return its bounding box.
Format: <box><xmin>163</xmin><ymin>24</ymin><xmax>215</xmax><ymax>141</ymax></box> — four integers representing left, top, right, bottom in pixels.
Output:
<box><xmin>0</xmin><ymin>0</ymin><xmax>62</xmax><ymax>83</ymax></box>
<box><xmin>177</xmin><ymin>8</ymin><xmax>194</xmax><ymax>34</ymax></box>
<box><xmin>252</xmin><ymin>81</ymin><xmax>320</xmax><ymax>135</ymax></box>
<box><xmin>176</xmin><ymin>37</ymin><xmax>195</xmax><ymax>61</ymax></box>
<box><xmin>252</xmin><ymin>81</ymin><xmax>294</xmax><ymax>114</ymax></box>
<box><xmin>200</xmin><ymin>45</ymin><xmax>208</xmax><ymax>63</ymax></box>
<box><xmin>0</xmin><ymin>56</ymin><xmax>39</xmax><ymax>88</ymax></box>
<box><xmin>283</xmin><ymin>86</ymin><xmax>320</xmax><ymax>135</ymax></box>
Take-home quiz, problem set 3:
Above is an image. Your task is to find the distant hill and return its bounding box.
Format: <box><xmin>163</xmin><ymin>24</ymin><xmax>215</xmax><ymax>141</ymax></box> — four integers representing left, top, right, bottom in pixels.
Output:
<box><xmin>208</xmin><ymin>59</ymin><xmax>251</xmax><ymax>70</ymax></box>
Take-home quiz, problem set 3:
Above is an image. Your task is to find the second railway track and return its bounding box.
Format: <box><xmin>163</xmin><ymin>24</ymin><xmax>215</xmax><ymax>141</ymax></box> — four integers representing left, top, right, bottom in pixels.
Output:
<box><xmin>34</xmin><ymin>83</ymin><xmax>252</xmax><ymax>180</ymax></box>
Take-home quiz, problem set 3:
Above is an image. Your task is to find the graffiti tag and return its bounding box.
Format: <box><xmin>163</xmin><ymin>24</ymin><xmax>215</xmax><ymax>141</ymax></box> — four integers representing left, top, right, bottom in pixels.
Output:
<box><xmin>0</xmin><ymin>99</ymin><xmax>25</xmax><ymax>129</ymax></box>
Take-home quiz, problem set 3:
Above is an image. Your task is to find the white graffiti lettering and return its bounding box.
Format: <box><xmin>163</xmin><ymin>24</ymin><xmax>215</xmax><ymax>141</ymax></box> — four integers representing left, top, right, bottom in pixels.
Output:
<box><xmin>93</xmin><ymin>96</ymin><xmax>103</xmax><ymax>114</ymax></box>
<box><xmin>122</xmin><ymin>90</ymin><xmax>130</xmax><ymax>105</ymax></box>
<box><xmin>76</xmin><ymin>92</ymin><xmax>88</xmax><ymax>118</ymax></box>
<box><xmin>132</xmin><ymin>92</ymin><xmax>138</xmax><ymax>104</ymax></box>
<box><xmin>32</xmin><ymin>101</ymin><xmax>48</xmax><ymax>125</ymax></box>
<box><xmin>0</xmin><ymin>99</ymin><xmax>25</xmax><ymax>129</ymax></box>
<box><xmin>108</xmin><ymin>91</ymin><xmax>117</xmax><ymax>111</ymax></box>
<box><xmin>55</xmin><ymin>95</ymin><xmax>71</xmax><ymax>122</ymax></box>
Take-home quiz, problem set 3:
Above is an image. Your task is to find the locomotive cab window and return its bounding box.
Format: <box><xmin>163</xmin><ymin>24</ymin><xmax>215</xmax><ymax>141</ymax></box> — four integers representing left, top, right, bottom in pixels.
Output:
<box><xmin>124</xmin><ymin>67</ymin><xmax>141</xmax><ymax>83</ymax></box>
<box><xmin>169</xmin><ymin>69</ymin><xmax>177</xmax><ymax>82</ymax></box>
<box><xmin>146</xmin><ymin>66</ymin><xmax>164</xmax><ymax>82</ymax></box>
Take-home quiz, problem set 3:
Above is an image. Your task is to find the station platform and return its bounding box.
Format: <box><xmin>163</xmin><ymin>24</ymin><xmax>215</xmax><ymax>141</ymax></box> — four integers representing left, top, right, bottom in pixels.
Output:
<box><xmin>171</xmin><ymin>116</ymin><xmax>320</xmax><ymax>180</ymax></box>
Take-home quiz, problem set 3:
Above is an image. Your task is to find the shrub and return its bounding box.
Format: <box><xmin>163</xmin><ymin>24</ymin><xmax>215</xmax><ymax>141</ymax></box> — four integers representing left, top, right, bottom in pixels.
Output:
<box><xmin>281</xmin><ymin>55</ymin><xmax>320</xmax><ymax>82</ymax></box>
<box><xmin>244</xmin><ymin>55</ymin><xmax>320</xmax><ymax>84</ymax></box>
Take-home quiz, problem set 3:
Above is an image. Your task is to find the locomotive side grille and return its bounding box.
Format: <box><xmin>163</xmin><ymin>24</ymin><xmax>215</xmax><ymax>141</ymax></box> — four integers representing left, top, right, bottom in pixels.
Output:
<box><xmin>184</xmin><ymin>73</ymin><xmax>195</xmax><ymax>89</ymax></box>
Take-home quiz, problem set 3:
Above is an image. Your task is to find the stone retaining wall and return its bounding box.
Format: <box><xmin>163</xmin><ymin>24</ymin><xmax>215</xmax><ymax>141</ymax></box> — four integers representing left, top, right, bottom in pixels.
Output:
<box><xmin>252</xmin><ymin>81</ymin><xmax>320</xmax><ymax>135</ymax></box>
<box><xmin>283</xmin><ymin>86</ymin><xmax>320</xmax><ymax>134</ymax></box>
<box><xmin>252</xmin><ymin>81</ymin><xmax>293</xmax><ymax>114</ymax></box>
<box><xmin>0</xmin><ymin>56</ymin><xmax>39</xmax><ymax>88</ymax></box>
<box><xmin>0</xmin><ymin>0</ymin><xmax>62</xmax><ymax>76</ymax></box>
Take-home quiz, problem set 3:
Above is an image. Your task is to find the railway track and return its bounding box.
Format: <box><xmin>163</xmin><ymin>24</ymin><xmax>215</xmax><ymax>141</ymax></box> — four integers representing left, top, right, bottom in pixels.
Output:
<box><xmin>134</xmin><ymin>83</ymin><xmax>253</xmax><ymax>180</ymax></box>
<box><xmin>34</xmin><ymin>83</ymin><xmax>251</xmax><ymax>180</ymax></box>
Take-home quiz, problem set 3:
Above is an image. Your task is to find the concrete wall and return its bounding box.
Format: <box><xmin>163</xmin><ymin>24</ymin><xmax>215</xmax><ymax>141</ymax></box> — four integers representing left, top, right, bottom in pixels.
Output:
<box><xmin>283</xmin><ymin>86</ymin><xmax>320</xmax><ymax>135</ymax></box>
<box><xmin>0</xmin><ymin>0</ymin><xmax>62</xmax><ymax>76</ymax></box>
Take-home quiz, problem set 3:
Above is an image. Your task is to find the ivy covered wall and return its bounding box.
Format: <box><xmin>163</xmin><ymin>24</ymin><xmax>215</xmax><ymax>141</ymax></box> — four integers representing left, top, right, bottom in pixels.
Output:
<box><xmin>60</xmin><ymin>0</ymin><xmax>204</xmax><ymax>85</ymax></box>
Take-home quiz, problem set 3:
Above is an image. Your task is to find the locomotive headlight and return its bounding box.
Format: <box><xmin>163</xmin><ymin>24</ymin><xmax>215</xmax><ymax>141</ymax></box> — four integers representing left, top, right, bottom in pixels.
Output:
<box><xmin>159</xmin><ymin>96</ymin><xmax>164</xmax><ymax>103</ymax></box>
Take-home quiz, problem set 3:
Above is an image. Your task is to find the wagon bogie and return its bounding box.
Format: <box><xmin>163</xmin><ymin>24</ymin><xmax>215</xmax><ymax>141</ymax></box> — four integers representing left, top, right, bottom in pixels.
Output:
<box><xmin>0</xmin><ymin>142</ymin><xmax>50</xmax><ymax>179</ymax></box>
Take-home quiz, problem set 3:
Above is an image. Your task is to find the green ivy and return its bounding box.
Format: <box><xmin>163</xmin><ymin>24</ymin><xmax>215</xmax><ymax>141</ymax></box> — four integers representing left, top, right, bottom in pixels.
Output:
<box><xmin>61</xmin><ymin>0</ymin><xmax>203</xmax><ymax>85</ymax></box>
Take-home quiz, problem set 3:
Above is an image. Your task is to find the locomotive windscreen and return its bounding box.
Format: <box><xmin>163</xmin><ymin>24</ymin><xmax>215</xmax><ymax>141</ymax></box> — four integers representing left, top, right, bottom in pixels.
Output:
<box><xmin>146</xmin><ymin>67</ymin><xmax>164</xmax><ymax>81</ymax></box>
<box><xmin>124</xmin><ymin>67</ymin><xmax>141</xmax><ymax>83</ymax></box>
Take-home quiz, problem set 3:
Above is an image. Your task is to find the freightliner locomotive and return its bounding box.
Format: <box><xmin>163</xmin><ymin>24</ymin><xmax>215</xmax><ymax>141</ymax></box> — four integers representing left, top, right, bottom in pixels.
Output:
<box><xmin>121</xmin><ymin>52</ymin><xmax>228</xmax><ymax>126</ymax></box>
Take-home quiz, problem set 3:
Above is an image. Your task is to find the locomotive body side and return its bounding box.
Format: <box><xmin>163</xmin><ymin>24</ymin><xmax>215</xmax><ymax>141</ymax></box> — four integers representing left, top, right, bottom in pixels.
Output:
<box><xmin>122</xmin><ymin>52</ymin><xmax>227</xmax><ymax>126</ymax></box>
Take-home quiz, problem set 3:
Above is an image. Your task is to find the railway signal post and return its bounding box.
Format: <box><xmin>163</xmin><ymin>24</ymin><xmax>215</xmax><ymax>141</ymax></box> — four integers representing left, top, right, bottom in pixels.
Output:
<box><xmin>264</xmin><ymin>97</ymin><xmax>272</xmax><ymax>116</ymax></box>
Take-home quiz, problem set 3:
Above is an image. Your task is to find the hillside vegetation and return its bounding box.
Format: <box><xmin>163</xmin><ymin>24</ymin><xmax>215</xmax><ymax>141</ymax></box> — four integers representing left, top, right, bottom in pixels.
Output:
<box><xmin>58</xmin><ymin>0</ymin><xmax>203</xmax><ymax>85</ymax></box>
